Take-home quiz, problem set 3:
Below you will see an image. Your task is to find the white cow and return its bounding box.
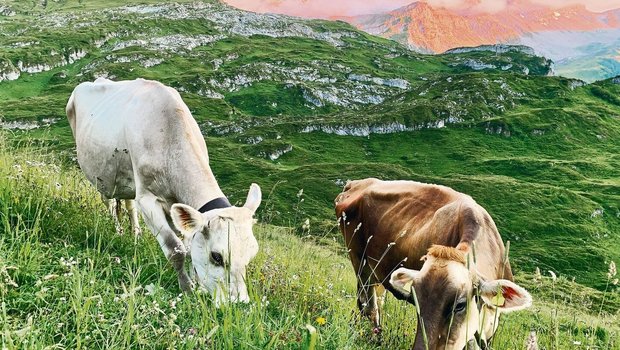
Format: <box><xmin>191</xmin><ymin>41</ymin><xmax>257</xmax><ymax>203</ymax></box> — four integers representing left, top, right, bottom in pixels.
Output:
<box><xmin>66</xmin><ymin>78</ymin><xmax>261</xmax><ymax>303</ymax></box>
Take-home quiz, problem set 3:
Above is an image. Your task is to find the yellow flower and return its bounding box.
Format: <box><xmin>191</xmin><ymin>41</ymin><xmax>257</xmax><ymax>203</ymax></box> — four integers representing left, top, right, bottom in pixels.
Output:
<box><xmin>315</xmin><ymin>316</ymin><xmax>326</xmax><ymax>326</ymax></box>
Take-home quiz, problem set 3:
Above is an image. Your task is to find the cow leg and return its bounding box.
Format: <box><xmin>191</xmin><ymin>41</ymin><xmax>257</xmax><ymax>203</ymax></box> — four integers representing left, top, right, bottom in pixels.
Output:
<box><xmin>137</xmin><ymin>193</ymin><xmax>193</xmax><ymax>292</ymax></box>
<box><xmin>357</xmin><ymin>280</ymin><xmax>384</xmax><ymax>335</ymax></box>
<box><xmin>125</xmin><ymin>199</ymin><xmax>142</xmax><ymax>236</ymax></box>
<box><xmin>102</xmin><ymin>194</ymin><xmax>124</xmax><ymax>235</ymax></box>
<box><xmin>374</xmin><ymin>284</ymin><xmax>386</xmax><ymax>332</ymax></box>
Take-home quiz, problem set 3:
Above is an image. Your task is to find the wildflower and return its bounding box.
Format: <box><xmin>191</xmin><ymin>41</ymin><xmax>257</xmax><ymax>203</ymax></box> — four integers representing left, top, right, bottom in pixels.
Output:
<box><xmin>296</xmin><ymin>189</ymin><xmax>303</xmax><ymax>198</ymax></box>
<box><xmin>548</xmin><ymin>270</ymin><xmax>557</xmax><ymax>282</ymax></box>
<box><xmin>608</xmin><ymin>261</ymin><xmax>617</xmax><ymax>279</ymax></box>
<box><xmin>145</xmin><ymin>283</ymin><xmax>157</xmax><ymax>296</ymax></box>
<box><xmin>534</xmin><ymin>267</ymin><xmax>541</xmax><ymax>281</ymax></box>
<box><xmin>526</xmin><ymin>331</ymin><xmax>538</xmax><ymax>350</ymax></box>
<box><xmin>302</xmin><ymin>218</ymin><xmax>310</xmax><ymax>231</ymax></box>
<box><xmin>315</xmin><ymin>316</ymin><xmax>326</xmax><ymax>326</ymax></box>
<box><xmin>43</xmin><ymin>274</ymin><xmax>59</xmax><ymax>281</ymax></box>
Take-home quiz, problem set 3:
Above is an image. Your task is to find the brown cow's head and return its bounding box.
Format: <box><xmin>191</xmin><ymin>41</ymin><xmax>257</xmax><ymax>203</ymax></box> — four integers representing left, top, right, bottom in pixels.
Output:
<box><xmin>389</xmin><ymin>245</ymin><xmax>531</xmax><ymax>350</ymax></box>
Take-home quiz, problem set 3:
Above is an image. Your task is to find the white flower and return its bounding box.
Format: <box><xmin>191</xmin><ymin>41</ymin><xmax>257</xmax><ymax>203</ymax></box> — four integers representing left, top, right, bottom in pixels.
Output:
<box><xmin>145</xmin><ymin>283</ymin><xmax>157</xmax><ymax>296</ymax></box>
<box><xmin>302</xmin><ymin>218</ymin><xmax>310</xmax><ymax>231</ymax></box>
<box><xmin>548</xmin><ymin>270</ymin><xmax>557</xmax><ymax>282</ymax></box>
<box><xmin>608</xmin><ymin>261</ymin><xmax>617</xmax><ymax>279</ymax></box>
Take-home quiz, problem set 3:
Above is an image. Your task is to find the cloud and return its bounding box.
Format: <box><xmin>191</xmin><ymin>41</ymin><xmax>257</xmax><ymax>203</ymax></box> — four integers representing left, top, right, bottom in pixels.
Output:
<box><xmin>422</xmin><ymin>0</ymin><xmax>508</xmax><ymax>13</ymax></box>
<box><xmin>224</xmin><ymin>0</ymin><xmax>413</xmax><ymax>18</ymax></box>
<box><xmin>529</xmin><ymin>0</ymin><xmax>619</xmax><ymax>12</ymax></box>
<box><xmin>223</xmin><ymin>0</ymin><xmax>620</xmax><ymax>18</ymax></box>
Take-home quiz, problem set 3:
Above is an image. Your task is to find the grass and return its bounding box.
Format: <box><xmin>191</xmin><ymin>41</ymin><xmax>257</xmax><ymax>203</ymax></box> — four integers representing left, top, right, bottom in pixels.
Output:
<box><xmin>1</xmin><ymin>134</ymin><xmax>619</xmax><ymax>349</ymax></box>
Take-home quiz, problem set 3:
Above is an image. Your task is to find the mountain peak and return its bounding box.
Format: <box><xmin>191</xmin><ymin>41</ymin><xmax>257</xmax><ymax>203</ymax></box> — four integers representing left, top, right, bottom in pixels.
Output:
<box><xmin>345</xmin><ymin>1</ymin><xmax>620</xmax><ymax>52</ymax></box>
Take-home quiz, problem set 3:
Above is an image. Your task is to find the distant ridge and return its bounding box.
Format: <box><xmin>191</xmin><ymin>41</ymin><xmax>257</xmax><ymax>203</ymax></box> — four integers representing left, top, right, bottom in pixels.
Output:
<box><xmin>336</xmin><ymin>0</ymin><xmax>620</xmax><ymax>81</ymax></box>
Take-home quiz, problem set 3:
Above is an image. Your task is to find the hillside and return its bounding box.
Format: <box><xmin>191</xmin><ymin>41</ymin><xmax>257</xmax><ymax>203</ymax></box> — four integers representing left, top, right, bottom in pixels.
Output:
<box><xmin>0</xmin><ymin>1</ymin><xmax>619</xmax><ymax>346</ymax></box>
<box><xmin>1</xmin><ymin>134</ymin><xmax>619</xmax><ymax>348</ymax></box>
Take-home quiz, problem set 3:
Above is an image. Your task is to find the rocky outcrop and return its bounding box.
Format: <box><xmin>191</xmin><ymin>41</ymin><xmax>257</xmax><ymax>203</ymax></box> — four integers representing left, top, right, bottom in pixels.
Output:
<box><xmin>0</xmin><ymin>60</ymin><xmax>20</xmax><ymax>81</ymax></box>
<box><xmin>5</xmin><ymin>49</ymin><xmax>88</xmax><ymax>75</ymax></box>
<box><xmin>300</xmin><ymin>117</ymin><xmax>463</xmax><ymax>136</ymax></box>
<box><xmin>445</xmin><ymin>45</ymin><xmax>536</xmax><ymax>56</ymax></box>
<box><xmin>112</xmin><ymin>34</ymin><xmax>225</xmax><ymax>52</ymax></box>
<box><xmin>0</xmin><ymin>118</ymin><xmax>59</xmax><ymax>130</ymax></box>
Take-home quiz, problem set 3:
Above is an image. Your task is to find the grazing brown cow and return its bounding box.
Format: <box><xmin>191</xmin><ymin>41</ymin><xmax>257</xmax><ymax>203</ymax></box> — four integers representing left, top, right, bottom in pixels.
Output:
<box><xmin>335</xmin><ymin>178</ymin><xmax>531</xmax><ymax>350</ymax></box>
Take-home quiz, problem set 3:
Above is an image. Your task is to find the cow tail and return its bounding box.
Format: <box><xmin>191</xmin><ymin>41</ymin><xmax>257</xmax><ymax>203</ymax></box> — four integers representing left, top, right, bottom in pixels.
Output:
<box><xmin>66</xmin><ymin>91</ymin><xmax>77</xmax><ymax>136</ymax></box>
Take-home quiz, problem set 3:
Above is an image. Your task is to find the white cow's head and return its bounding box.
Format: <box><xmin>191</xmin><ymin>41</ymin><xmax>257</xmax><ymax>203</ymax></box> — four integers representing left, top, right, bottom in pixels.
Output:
<box><xmin>171</xmin><ymin>183</ymin><xmax>261</xmax><ymax>305</ymax></box>
<box><xmin>389</xmin><ymin>245</ymin><xmax>532</xmax><ymax>350</ymax></box>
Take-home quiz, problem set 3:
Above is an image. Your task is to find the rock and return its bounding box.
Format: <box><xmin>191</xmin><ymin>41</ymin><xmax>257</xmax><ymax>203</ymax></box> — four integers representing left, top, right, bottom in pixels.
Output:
<box><xmin>445</xmin><ymin>44</ymin><xmax>536</xmax><ymax>56</ymax></box>
<box><xmin>301</xmin><ymin>117</ymin><xmax>463</xmax><ymax>136</ymax></box>
<box><xmin>462</xmin><ymin>59</ymin><xmax>496</xmax><ymax>71</ymax></box>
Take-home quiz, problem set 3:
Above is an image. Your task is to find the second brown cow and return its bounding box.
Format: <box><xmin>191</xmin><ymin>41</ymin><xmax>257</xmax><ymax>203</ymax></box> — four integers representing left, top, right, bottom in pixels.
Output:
<box><xmin>335</xmin><ymin>178</ymin><xmax>531</xmax><ymax>350</ymax></box>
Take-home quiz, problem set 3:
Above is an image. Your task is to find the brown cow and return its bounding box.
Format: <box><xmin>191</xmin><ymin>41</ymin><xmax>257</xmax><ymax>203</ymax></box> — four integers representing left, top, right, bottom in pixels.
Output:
<box><xmin>335</xmin><ymin>178</ymin><xmax>531</xmax><ymax>349</ymax></box>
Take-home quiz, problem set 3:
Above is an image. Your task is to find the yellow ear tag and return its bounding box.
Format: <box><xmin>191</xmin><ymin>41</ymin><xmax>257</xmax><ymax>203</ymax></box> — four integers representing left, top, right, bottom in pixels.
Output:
<box><xmin>491</xmin><ymin>293</ymin><xmax>505</xmax><ymax>307</ymax></box>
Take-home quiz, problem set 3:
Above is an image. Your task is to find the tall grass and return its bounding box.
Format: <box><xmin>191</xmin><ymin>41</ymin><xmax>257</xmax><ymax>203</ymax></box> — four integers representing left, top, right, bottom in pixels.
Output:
<box><xmin>0</xmin><ymin>134</ymin><xmax>619</xmax><ymax>349</ymax></box>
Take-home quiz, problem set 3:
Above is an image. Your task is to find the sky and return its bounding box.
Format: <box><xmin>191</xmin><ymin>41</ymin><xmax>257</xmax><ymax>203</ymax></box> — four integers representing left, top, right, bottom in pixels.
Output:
<box><xmin>223</xmin><ymin>0</ymin><xmax>620</xmax><ymax>18</ymax></box>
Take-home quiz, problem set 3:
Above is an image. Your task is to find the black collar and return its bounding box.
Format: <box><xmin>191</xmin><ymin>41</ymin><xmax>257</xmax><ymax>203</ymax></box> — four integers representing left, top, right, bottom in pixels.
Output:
<box><xmin>198</xmin><ymin>197</ymin><xmax>232</xmax><ymax>213</ymax></box>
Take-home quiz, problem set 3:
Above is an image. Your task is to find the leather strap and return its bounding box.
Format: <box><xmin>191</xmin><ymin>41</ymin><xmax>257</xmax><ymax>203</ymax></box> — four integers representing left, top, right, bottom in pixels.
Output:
<box><xmin>197</xmin><ymin>197</ymin><xmax>231</xmax><ymax>213</ymax></box>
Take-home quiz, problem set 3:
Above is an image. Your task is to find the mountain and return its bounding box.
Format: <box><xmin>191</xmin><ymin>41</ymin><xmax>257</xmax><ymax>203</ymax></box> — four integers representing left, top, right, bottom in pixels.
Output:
<box><xmin>336</xmin><ymin>0</ymin><xmax>620</xmax><ymax>81</ymax></box>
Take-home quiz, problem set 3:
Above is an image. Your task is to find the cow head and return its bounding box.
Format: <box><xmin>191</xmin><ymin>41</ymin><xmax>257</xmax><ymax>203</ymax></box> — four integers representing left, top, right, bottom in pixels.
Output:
<box><xmin>171</xmin><ymin>183</ymin><xmax>261</xmax><ymax>305</ymax></box>
<box><xmin>389</xmin><ymin>245</ymin><xmax>531</xmax><ymax>350</ymax></box>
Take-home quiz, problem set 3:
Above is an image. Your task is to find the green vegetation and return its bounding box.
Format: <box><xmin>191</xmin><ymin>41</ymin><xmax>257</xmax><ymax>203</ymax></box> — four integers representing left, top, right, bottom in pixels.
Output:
<box><xmin>0</xmin><ymin>136</ymin><xmax>618</xmax><ymax>349</ymax></box>
<box><xmin>0</xmin><ymin>0</ymin><xmax>619</xmax><ymax>348</ymax></box>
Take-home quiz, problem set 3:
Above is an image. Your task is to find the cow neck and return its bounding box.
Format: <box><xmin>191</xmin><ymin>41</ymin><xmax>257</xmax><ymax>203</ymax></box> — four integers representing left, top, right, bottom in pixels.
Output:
<box><xmin>198</xmin><ymin>196</ymin><xmax>231</xmax><ymax>213</ymax></box>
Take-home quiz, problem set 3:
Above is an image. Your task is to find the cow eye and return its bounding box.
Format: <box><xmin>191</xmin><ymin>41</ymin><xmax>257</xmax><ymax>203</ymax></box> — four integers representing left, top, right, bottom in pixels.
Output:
<box><xmin>210</xmin><ymin>252</ymin><xmax>224</xmax><ymax>266</ymax></box>
<box><xmin>454</xmin><ymin>300</ymin><xmax>468</xmax><ymax>313</ymax></box>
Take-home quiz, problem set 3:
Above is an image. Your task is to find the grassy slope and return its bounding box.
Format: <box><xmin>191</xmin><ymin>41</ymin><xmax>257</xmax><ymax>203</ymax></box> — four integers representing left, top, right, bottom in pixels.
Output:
<box><xmin>0</xmin><ymin>137</ymin><xmax>618</xmax><ymax>349</ymax></box>
<box><xmin>0</xmin><ymin>0</ymin><xmax>618</xmax><ymax>289</ymax></box>
<box><xmin>0</xmin><ymin>1</ymin><xmax>619</xmax><ymax>347</ymax></box>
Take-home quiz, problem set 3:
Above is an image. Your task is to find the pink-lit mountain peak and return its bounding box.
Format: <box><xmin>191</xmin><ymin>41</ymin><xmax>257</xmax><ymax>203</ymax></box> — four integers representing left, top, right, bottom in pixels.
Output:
<box><xmin>343</xmin><ymin>0</ymin><xmax>620</xmax><ymax>53</ymax></box>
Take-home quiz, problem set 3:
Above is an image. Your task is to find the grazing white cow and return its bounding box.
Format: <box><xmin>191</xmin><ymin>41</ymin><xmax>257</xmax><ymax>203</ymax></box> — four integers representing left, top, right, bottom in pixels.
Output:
<box><xmin>66</xmin><ymin>78</ymin><xmax>261</xmax><ymax>303</ymax></box>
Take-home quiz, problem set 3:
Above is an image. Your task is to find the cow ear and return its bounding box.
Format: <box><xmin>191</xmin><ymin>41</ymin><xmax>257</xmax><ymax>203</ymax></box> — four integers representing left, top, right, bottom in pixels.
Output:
<box><xmin>243</xmin><ymin>183</ymin><xmax>261</xmax><ymax>213</ymax></box>
<box><xmin>390</xmin><ymin>267</ymin><xmax>420</xmax><ymax>299</ymax></box>
<box><xmin>479</xmin><ymin>279</ymin><xmax>532</xmax><ymax>312</ymax></box>
<box><xmin>171</xmin><ymin>204</ymin><xmax>204</xmax><ymax>235</ymax></box>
